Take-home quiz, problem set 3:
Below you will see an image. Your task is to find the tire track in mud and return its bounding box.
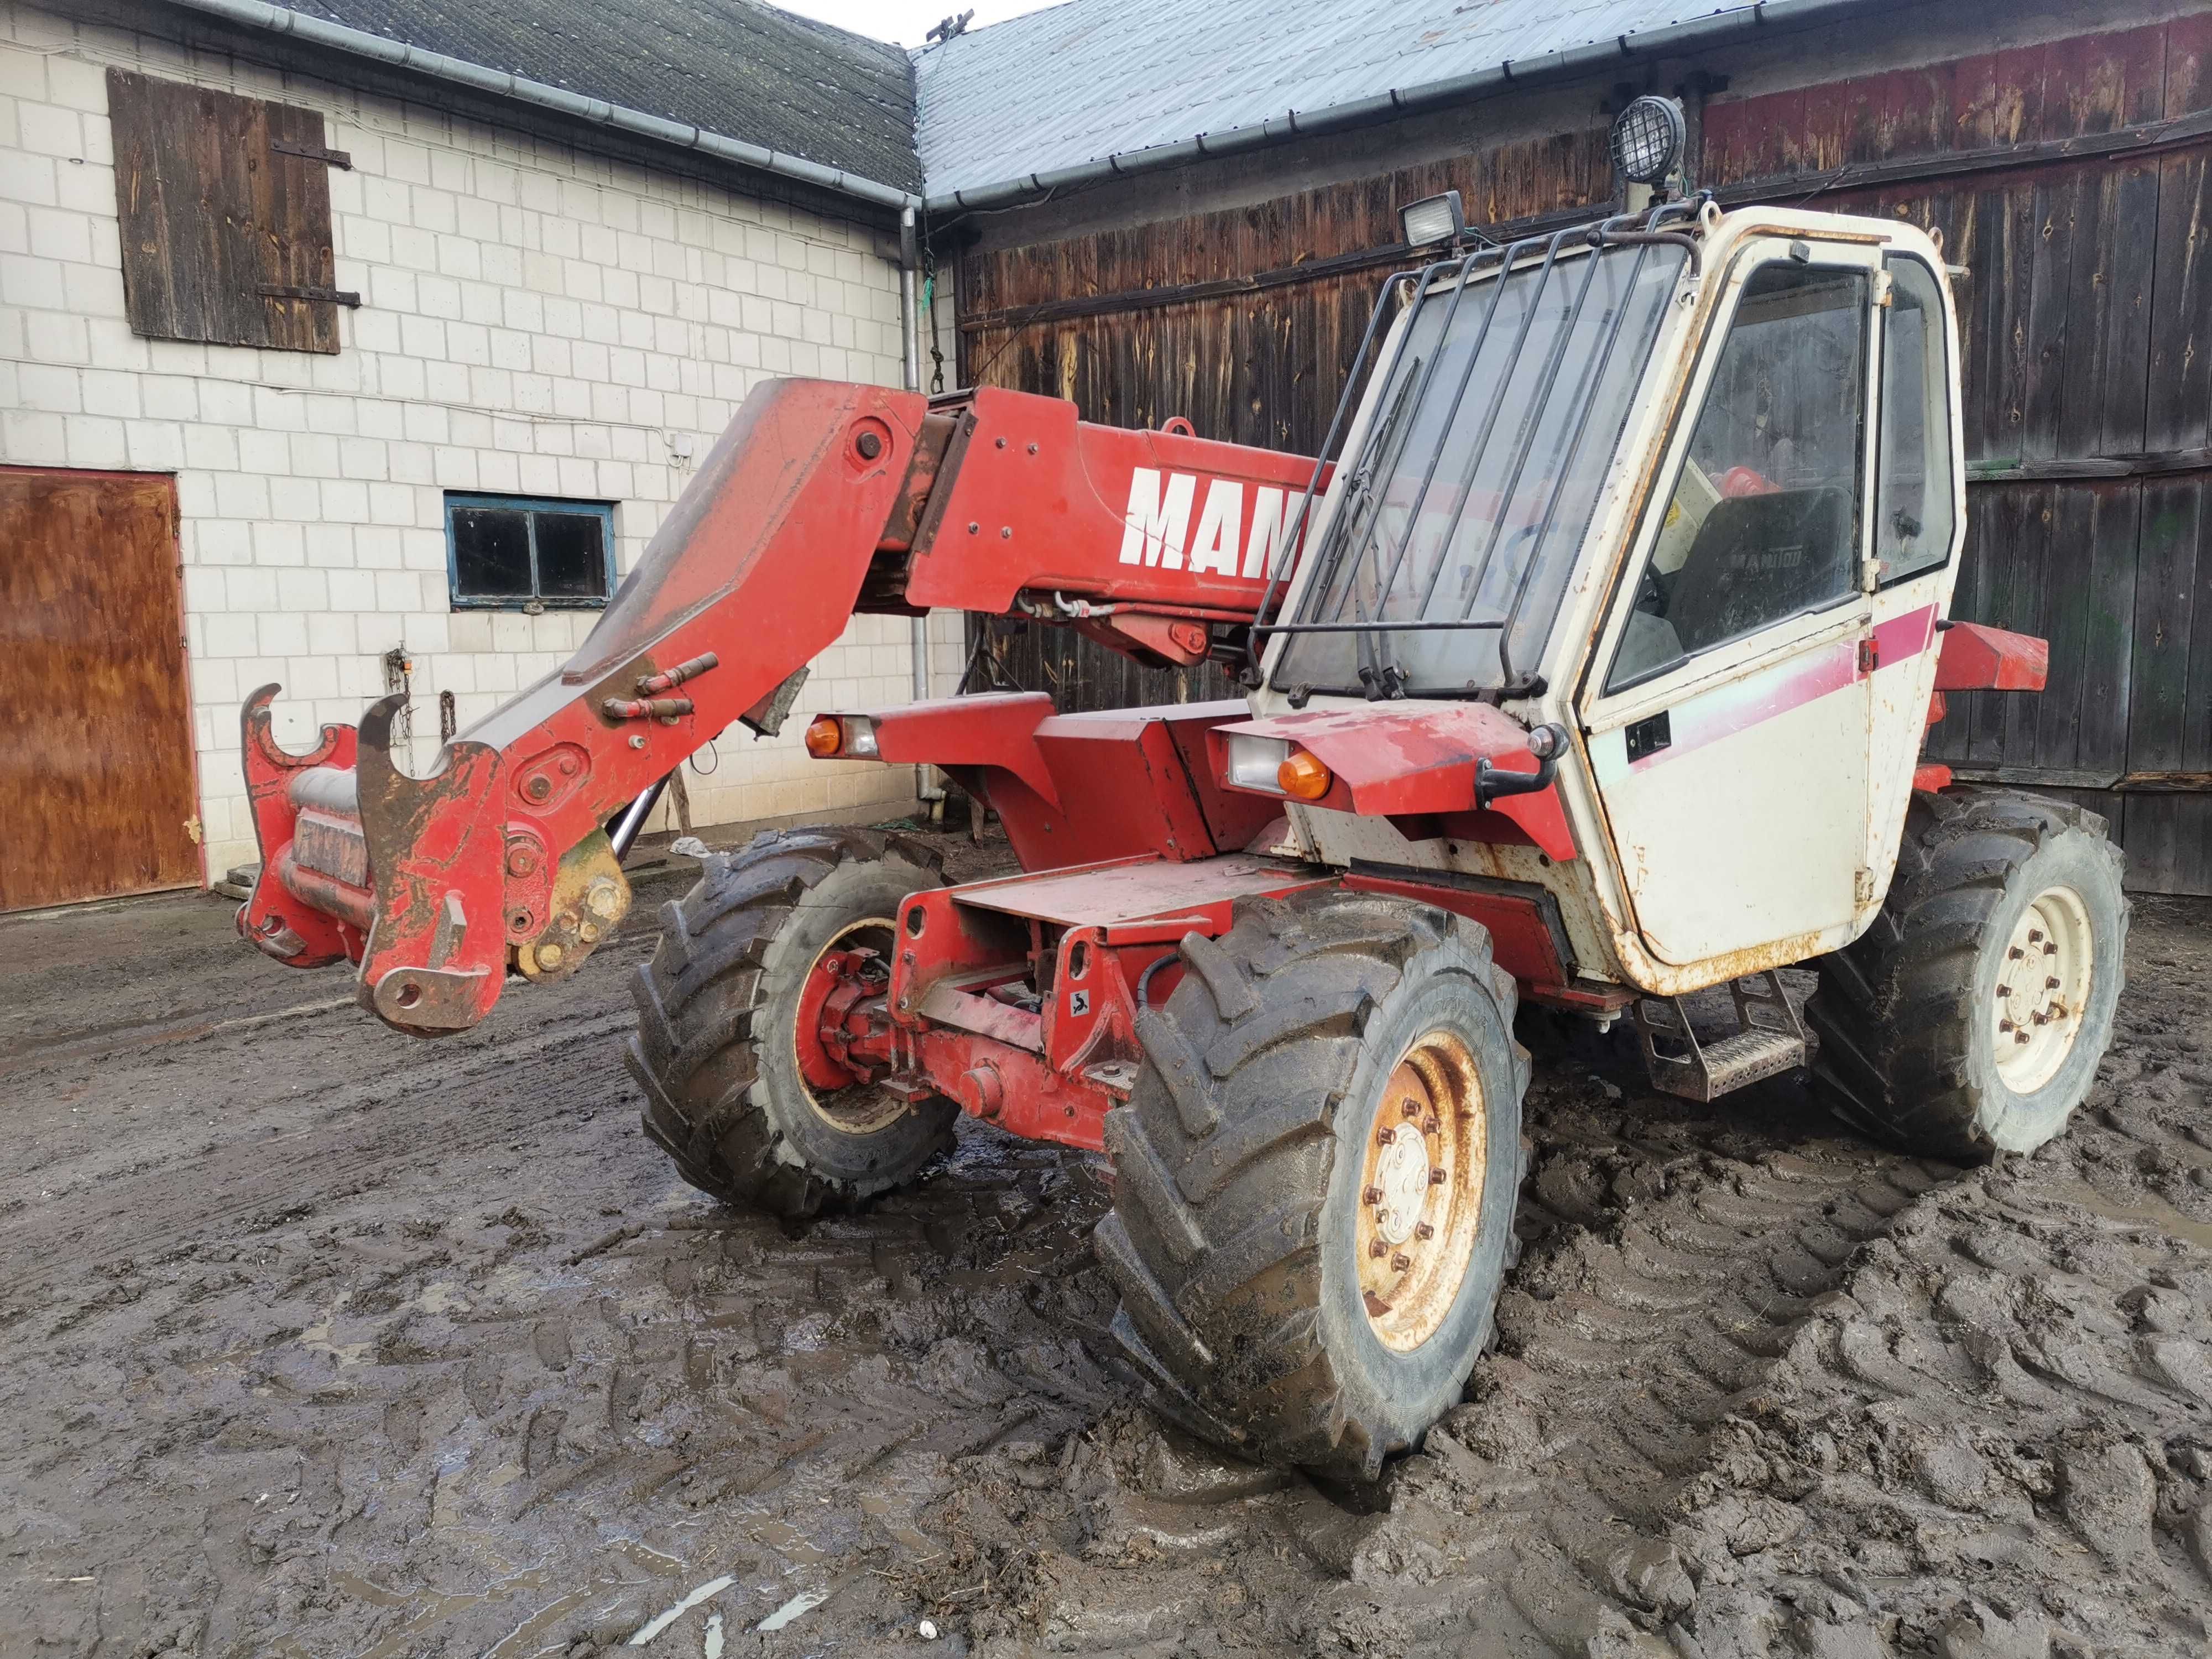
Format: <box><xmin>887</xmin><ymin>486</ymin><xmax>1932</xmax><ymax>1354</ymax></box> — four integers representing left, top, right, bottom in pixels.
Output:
<box><xmin>911</xmin><ymin>1018</ymin><xmax>1976</xmax><ymax>1658</ymax></box>
<box><xmin>1272</xmin><ymin>1066</ymin><xmax>1960</xmax><ymax>1657</ymax></box>
<box><xmin>1648</xmin><ymin>940</ymin><xmax>2212</xmax><ymax>1659</ymax></box>
<box><xmin>8</xmin><ymin>867</ymin><xmax>2209</xmax><ymax>1659</ymax></box>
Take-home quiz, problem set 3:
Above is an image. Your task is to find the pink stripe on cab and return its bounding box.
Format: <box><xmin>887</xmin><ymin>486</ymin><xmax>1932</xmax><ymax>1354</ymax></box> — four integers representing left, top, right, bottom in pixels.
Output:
<box><xmin>1625</xmin><ymin>603</ymin><xmax>1938</xmax><ymax>773</ymax></box>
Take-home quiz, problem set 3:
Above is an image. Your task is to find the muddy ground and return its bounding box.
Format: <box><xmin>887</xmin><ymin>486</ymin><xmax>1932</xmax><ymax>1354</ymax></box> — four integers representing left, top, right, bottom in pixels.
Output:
<box><xmin>3</xmin><ymin>821</ymin><xmax>2210</xmax><ymax>1658</ymax></box>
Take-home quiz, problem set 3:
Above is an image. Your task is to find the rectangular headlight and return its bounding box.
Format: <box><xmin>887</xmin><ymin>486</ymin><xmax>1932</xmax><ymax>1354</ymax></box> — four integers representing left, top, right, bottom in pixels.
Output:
<box><xmin>1400</xmin><ymin>190</ymin><xmax>1464</xmax><ymax>248</ymax></box>
<box><xmin>1224</xmin><ymin>733</ymin><xmax>1290</xmax><ymax>794</ymax></box>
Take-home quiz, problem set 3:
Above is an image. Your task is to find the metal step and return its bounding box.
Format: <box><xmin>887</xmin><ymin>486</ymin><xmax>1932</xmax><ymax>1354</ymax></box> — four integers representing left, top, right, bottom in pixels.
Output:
<box><xmin>1632</xmin><ymin>970</ymin><xmax>1809</xmax><ymax>1102</ymax></box>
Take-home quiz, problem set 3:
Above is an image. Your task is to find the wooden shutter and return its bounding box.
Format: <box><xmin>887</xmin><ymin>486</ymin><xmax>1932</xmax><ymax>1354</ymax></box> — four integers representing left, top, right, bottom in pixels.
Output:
<box><xmin>107</xmin><ymin>69</ymin><xmax>352</xmax><ymax>354</ymax></box>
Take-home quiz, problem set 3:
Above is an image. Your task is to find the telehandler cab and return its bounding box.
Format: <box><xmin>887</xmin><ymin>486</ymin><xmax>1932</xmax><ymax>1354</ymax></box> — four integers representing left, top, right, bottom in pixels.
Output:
<box><xmin>236</xmin><ymin>171</ymin><xmax>2126</xmax><ymax>1477</ymax></box>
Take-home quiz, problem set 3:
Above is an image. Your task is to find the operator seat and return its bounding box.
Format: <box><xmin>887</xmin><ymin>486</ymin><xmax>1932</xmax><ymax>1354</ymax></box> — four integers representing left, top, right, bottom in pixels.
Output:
<box><xmin>1665</xmin><ymin>486</ymin><xmax>1854</xmax><ymax>654</ymax></box>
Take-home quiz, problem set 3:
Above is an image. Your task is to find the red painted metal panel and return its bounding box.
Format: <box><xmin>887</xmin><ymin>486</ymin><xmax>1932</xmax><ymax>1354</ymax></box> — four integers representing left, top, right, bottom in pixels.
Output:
<box><xmin>1340</xmin><ymin>872</ymin><xmax>1569</xmax><ymax>990</ymax></box>
<box><xmin>1934</xmin><ymin>621</ymin><xmax>2051</xmax><ymax>691</ymax></box>
<box><xmin>901</xmin><ymin>387</ymin><xmax>1321</xmax><ymax>618</ymax></box>
<box><xmin>1212</xmin><ymin>703</ymin><xmax>1577</xmax><ymax>861</ymax></box>
<box><xmin>860</xmin><ymin>691</ymin><xmax>1060</xmax><ymax>804</ymax></box>
<box><xmin>952</xmin><ymin>851</ymin><xmax>1326</xmax><ymax>928</ymax></box>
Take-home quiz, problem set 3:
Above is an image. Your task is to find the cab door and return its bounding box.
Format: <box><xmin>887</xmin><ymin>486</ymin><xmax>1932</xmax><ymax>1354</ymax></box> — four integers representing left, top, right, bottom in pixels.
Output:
<box><xmin>1577</xmin><ymin>238</ymin><xmax>1884</xmax><ymax>969</ymax></box>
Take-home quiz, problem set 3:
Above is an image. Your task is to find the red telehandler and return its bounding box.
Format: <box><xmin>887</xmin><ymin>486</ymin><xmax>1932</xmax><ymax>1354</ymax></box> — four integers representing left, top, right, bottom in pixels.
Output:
<box><xmin>236</xmin><ymin>181</ymin><xmax>2126</xmax><ymax>1479</ymax></box>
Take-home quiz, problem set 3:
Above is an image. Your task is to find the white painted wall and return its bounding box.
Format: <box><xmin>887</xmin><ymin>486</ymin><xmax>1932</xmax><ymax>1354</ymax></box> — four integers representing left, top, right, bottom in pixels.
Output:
<box><xmin>0</xmin><ymin>0</ymin><xmax>943</xmax><ymax>883</ymax></box>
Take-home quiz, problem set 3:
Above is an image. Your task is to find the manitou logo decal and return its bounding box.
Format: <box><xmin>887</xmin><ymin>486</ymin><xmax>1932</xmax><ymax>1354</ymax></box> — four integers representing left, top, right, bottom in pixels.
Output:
<box><xmin>1118</xmin><ymin>468</ymin><xmax>1301</xmax><ymax>579</ymax></box>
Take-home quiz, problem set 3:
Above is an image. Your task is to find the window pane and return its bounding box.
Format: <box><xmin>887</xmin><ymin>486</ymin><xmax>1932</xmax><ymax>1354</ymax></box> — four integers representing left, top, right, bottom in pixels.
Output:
<box><xmin>533</xmin><ymin>511</ymin><xmax>608</xmax><ymax>599</ymax></box>
<box><xmin>1877</xmin><ymin>258</ymin><xmax>1954</xmax><ymax>583</ymax></box>
<box><xmin>1608</xmin><ymin>262</ymin><xmax>1868</xmax><ymax>692</ymax></box>
<box><xmin>1273</xmin><ymin>243</ymin><xmax>1683</xmax><ymax>695</ymax></box>
<box><xmin>452</xmin><ymin>508</ymin><xmax>533</xmax><ymax>599</ymax></box>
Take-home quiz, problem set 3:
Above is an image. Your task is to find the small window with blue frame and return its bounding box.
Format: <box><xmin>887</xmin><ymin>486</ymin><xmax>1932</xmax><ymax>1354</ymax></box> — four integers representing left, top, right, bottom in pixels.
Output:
<box><xmin>446</xmin><ymin>493</ymin><xmax>616</xmax><ymax>610</ymax></box>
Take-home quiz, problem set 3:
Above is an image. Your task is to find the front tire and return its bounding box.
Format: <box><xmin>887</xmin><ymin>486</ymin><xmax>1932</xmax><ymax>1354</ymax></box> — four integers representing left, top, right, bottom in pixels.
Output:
<box><xmin>1095</xmin><ymin>889</ymin><xmax>1530</xmax><ymax>1481</ymax></box>
<box><xmin>1806</xmin><ymin>789</ymin><xmax>2128</xmax><ymax>1158</ymax></box>
<box><xmin>627</xmin><ymin>827</ymin><xmax>959</xmax><ymax>1217</ymax></box>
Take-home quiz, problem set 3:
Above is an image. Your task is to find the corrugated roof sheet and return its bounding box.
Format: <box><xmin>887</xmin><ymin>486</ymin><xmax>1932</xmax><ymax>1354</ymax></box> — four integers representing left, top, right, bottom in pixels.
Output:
<box><xmin>293</xmin><ymin>0</ymin><xmax>922</xmax><ymax>192</ymax></box>
<box><xmin>914</xmin><ymin>0</ymin><xmax>1768</xmax><ymax>200</ymax></box>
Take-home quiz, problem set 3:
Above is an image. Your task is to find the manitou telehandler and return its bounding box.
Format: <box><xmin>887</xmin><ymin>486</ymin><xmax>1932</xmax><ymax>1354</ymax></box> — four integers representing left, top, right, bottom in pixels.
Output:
<box><xmin>236</xmin><ymin>127</ymin><xmax>2126</xmax><ymax>1478</ymax></box>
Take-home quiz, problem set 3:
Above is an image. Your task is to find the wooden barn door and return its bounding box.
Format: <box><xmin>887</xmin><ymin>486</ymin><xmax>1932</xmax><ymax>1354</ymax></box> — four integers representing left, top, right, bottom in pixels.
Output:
<box><xmin>1</xmin><ymin>468</ymin><xmax>201</xmax><ymax>910</ymax></box>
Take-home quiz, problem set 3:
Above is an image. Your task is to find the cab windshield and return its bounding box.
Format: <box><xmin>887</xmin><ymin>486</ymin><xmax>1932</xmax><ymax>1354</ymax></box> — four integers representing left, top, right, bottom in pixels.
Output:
<box><xmin>1271</xmin><ymin>238</ymin><xmax>1684</xmax><ymax>697</ymax></box>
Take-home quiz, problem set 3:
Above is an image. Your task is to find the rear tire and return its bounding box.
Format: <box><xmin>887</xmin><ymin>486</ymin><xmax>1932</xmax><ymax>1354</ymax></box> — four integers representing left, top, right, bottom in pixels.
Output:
<box><xmin>1806</xmin><ymin>788</ymin><xmax>2128</xmax><ymax>1159</ymax></box>
<box><xmin>627</xmin><ymin>826</ymin><xmax>958</xmax><ymax>1218</ymax></box>
<box><xmin>1095</xmin><ymin>888</ymin><xmax>1530</xmax><ymax>1481</ymax></box>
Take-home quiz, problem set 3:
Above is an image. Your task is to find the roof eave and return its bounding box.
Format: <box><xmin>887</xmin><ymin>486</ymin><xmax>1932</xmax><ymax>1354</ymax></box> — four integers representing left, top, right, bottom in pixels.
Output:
<box><xmin>163</xmin><ymin>0</ymin><xmax>922</xmax><ymax>212</ymax></box>
<box><xmin>921</xmin><ymin>0</ymin><xmax>1910</xmax><ymax>215</ymax></box>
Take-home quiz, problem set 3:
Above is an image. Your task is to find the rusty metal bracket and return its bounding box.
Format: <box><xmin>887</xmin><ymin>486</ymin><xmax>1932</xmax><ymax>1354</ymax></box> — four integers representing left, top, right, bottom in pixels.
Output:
<box><xmin>270</xmin><ymin>136</ymin><xmax>353</xmax><ymax>168</ymax></box>
<box><xmin>739</xmin><ymin>665</ymin><xmax>810</xmax><ymax>739</ymax></box>
<box><xmin>256</xmin><ymin>283</ymin><xmax>362</xmax><ymax>307</ymax></box>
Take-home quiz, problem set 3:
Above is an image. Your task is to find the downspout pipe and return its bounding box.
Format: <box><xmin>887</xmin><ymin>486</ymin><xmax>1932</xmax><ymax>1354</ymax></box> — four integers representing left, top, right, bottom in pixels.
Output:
<box><xmin>922</xmin><ymin>0</ymin><xmax>1918</xmax><ymax>215</ymax></box>
<box><xmin>161</xmin><ymin>0</ymin><xmax>921</xmax><ymax>213</ymax></box>
<box><xmin>898</xmin><ymin>207</ymin><xmax>945</xmax><ymax>805</ymax></box>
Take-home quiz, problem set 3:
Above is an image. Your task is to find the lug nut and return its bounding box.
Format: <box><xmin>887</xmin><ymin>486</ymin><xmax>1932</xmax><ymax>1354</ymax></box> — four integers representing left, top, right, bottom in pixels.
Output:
<box><xmin>1376</xmin><ymin>1127</ymin><xmax>1394</xmax><ymax>1145</ymax></box>
<box><xmin>2043</xmin><ymin>941</ymin><xmax>2058</xmax><ymax>956</ymax></box>
<box><xmin>1391</xmin><ymin>1253</ymin><xmax>1412</xmax><ymax>1272</ymax></box>
<box><xmin>1413</xmin><ymin>1222</ymin><xmax>1434</xmax><ymax>1241</ymax></box>
<box><xmin>2028</xmin><ymin>928</ymin><xmax>2042</xmax><ymax>943</ymax></box>
<box><xmin>1429</xmin><ymin>1168</ymin><xmax>1448</xmax><ymax>1186</ymax></box>
<box><xmin>1369</xmin><ymin>1240</ymin><xmax>1389</xmax><ymax>1259</ymax></box>
<box><xmin>2033</xmin><ymin>1011</ymin><xmax>2049</xmax><ymax>1025</ymax></box>
<box><xmin>2008</xmin><ymin>946</ymin><xmax>2025</xmax><ymax>959</ymax></box>
<box><xmin>1997</xmin><ymin>984</ymin><xmax>2011</xmax><ymax>997</ymax></box>
<box><xmin>1423</xmin><ymin>1117</ymin><xmax>1441</xmax><ymax>1136</ymax></box>
<box><xmin>1402</xmin><ymin>1099</ymin><xmax>1421</xmax><ymax>1119</ymax></box>
<box><xmin>1999</xmin><ymin>1019</ymin><xmax>2013</xmax><ymax>1032</ymax></box>
<box><xmin>2046</xmin><ymin>976</ymin><xmax>2062</xmax><ymax>990</ymax></box>
<box><xmin>1363</xmin><ymin>1186</ymin><xmax>1385</xmax><ymax>1206</ymax></box>
<box><xmin>2015</xmin><ymin>1031</ymin><xmax>2032</xmax><ymax>1045</ymax></box>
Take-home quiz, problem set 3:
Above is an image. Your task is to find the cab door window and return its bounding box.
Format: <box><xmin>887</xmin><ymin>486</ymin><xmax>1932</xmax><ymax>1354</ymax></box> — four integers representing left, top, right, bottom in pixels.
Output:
<box><xmin>1607</xmin><ymin>262</ymin><xmax>1870</xmax><ymax>692</ymax></box>
<box><xmin>1874</xmin><ymin>255</ymin><xmax>1955</xmax><ymax>585</ymax></box>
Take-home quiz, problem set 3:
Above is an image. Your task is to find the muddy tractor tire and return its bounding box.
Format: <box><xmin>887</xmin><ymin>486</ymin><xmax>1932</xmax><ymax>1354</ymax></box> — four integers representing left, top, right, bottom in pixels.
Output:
<box><xmin>1095</xmin><ymin>888</ymin><xmax>1530</xmax><ymax>1481</ymax></box>
<box><xmin>627</xmin><ymin>826</ymin><xmax>959</xmax><ymax>1218</ymax></box>
<box><xmin>1807</xmin><ymin>788</ymin><xmax>2128</xmax><ymax>1159</ymax></box>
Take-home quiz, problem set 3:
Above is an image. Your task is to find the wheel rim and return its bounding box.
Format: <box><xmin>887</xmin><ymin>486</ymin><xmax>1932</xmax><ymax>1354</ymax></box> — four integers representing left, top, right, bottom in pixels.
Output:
<box><xmin>1355</xmin><ymin>1029</ymin><xmax>1489</xmax><ymax>1353</ymax></box>
<box><xmin>792</xmin><ymin>917</ymin><xmax>907</xmax><ymax>1135</ymax></box>
<box><xmin>1992</xmin><ymin>884</ymin><xmax>2093</xmax><ymax>1094</ymax></box>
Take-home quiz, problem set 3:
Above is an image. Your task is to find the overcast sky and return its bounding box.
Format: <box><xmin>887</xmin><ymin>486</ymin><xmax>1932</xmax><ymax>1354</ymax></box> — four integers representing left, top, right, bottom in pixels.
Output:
<box><xmin>774</xmin><ymin>0</ymin><xmax>1060</xmax><ymax>48</ymax></box>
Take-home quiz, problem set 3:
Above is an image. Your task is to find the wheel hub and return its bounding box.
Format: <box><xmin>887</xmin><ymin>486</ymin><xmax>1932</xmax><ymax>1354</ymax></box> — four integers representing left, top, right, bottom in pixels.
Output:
<box><xmin>1371</xmin><ymin>1124</ymin><xmax>1430</xmax><ymax>1245</ymax></box>
<box><xmin>1993</xmin><ymin>884</ymin><xmax>2092</xmax><ymax>1094</ymax></box>
<box><xmin>792</xmin><ymin>917</ymin><xmax>907</xmax><ymax>1135</ymax></box>
<box><xmin>1355</xmin><ymin>1030</ymin><xmax>1489</xmax><ymax>1353</ymax></box>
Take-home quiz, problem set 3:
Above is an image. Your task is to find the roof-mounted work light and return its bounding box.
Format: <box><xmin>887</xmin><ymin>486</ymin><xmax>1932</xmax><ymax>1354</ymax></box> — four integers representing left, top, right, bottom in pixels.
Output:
<box><xmin>1610</xmin><ymin>96</ymin><xmax>1685</xmax><ymax>187</ymax></box>
<box><xmin>1399</xmin><ymin>190</ymin><xmax>1465</xmax><ymax>249</ymax></box>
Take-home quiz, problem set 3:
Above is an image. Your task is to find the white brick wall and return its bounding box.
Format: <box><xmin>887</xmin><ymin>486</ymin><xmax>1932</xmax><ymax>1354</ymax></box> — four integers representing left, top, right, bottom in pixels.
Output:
<box><xmin>0</xmin><ymin>0</ymin><xmax>936</xmax><ymax>881</ymax></box>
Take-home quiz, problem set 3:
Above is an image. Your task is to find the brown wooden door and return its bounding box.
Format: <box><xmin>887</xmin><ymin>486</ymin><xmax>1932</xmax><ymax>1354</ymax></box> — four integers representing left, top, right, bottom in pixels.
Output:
<box><xmin>1</xmin><ymin>467</ymin><xmax>201</xmax><ymax>910</ymax></box>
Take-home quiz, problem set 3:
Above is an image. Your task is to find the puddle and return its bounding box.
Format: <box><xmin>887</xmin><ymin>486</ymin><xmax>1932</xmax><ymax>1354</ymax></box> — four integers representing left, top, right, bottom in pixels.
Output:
<box><xmin>416</xmin><ymin>1279</ymin><xmax>470</xmax><ymax>1314</ymax></box>
<box><xmin>298</xmin><ymin>1301</ymin><xmax>374</xmax><ymax>1369</ymax></box>
<box><xmin>2037</xmin><ymin>1177</ymin><xmax>2212</xmax><ymax>1251</ymax></box>
<box><xmin>744</xmin><ymin>1515</ymin><xmax>834</xmax><ymax>1568</ymax></box>
<box><xmin>859</xmin><ymin>1490</ymin><xmax>942</xmax><ymax>1561</ymax></box>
